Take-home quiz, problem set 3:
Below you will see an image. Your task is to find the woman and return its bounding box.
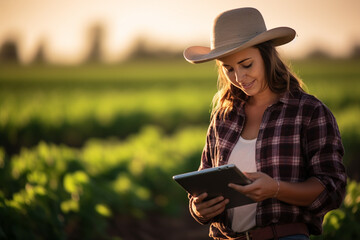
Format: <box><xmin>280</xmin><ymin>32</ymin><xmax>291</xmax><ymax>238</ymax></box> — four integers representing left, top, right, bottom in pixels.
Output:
<box><xmin>183</xmin><ymin>7</ymin><xmax>346</xmax><ymax>240</ymax></box>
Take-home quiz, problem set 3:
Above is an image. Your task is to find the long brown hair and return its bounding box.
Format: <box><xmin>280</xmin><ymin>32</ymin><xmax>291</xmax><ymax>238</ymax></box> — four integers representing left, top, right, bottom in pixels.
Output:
<box><xmin>211</xmin><ymin>41</ymin><xmax>304</xmax><ymax>120</ymax></box>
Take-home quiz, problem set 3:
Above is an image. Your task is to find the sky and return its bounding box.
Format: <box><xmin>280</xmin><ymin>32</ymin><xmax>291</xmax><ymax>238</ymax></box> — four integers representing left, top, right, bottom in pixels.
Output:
<box><xmin>0</xmin><ymin>0</ymin><xmax>360</xmax><ymax>64</ymax></box>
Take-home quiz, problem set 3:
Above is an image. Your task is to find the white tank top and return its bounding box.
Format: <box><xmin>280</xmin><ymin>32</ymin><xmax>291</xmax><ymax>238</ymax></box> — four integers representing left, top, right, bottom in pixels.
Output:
<box><xmin>227</xmin><ymin>136</ymin><xmax>257</xmax><ymax>233</ymax></box>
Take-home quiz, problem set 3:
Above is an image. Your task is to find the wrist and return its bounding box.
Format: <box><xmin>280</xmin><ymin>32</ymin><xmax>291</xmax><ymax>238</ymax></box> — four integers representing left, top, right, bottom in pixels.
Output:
<box><xmin>273</xmin><ymin>180</ymin><xmax>280</xmax><ymax>198</ymax></box>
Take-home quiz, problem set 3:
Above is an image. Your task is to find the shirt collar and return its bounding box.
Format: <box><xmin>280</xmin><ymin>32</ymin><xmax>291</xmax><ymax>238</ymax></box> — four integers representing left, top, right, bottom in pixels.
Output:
<box><xmin>278</xmin><ymin>89</ymin><xmax>301</xmax><ymax>106</ymax></box>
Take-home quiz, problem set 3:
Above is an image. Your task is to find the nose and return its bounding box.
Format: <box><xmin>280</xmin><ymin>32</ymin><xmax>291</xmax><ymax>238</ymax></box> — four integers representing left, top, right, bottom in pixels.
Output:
<box><xmin>235</xmin><ymin>68</ymin><xmax>246</xmax><ymax>83</ymax></box>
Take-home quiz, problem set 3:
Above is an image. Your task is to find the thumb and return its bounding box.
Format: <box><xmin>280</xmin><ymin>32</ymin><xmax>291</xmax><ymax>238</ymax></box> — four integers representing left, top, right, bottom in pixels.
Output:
<box><xmin>243</xmin><ymin>172</ymin><xmax>261</xmax><ymax>181</ymax></box>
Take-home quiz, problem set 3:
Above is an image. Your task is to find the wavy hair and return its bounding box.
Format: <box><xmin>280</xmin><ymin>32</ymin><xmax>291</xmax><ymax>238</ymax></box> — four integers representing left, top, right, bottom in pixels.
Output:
<box><xmin>211</xmin><ymin>41</ymin><xmax>305</xmax><ymax>120</ymax></box>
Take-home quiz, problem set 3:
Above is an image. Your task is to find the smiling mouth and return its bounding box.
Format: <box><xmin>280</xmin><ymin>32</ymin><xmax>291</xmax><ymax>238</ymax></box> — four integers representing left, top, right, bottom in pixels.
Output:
<box><xmin>241</xmin><ymin>80</ymin><xmax>255</xmax><ymax>90</ymax></box>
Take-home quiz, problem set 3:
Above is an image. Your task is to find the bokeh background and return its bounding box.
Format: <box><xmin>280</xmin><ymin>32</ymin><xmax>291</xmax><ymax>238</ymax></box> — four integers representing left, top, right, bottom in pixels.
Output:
<box><xmin>0</xmin><ymin>0</ymin><xmax>359</xmax><ymax>239</ymax></box>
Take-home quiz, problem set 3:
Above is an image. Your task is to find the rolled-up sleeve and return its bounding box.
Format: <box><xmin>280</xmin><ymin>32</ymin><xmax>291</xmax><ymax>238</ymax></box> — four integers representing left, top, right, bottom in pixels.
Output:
<box><xmin>304</xmin><ymin>103</ymin><xmax>347</xmax><ymax>216</ymax></box>
<box><xmin>188</xmin><ymin>122</ymin><xmax>215</xmax><ymax>225</ymax></box>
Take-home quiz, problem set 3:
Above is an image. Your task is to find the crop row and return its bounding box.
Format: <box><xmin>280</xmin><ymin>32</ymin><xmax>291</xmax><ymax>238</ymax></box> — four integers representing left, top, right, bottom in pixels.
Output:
<box><xmin>1</xmin><ymin>125</ymin><xmax>359</xmax><ymax>239</ymax></box>
<box><xmin>1</xmin><ymin>81</ymin><xmax>359</xmax><ymax>148</ymax></box>
<box><xmin>1</xmin><ymin>92</ymin><xmax>360</xmax><ymax>178</ymax></box>
<box><xmin>0</xmin><ymin>126</ymin><xmax>206</xmax><ymax>239</ymax></box>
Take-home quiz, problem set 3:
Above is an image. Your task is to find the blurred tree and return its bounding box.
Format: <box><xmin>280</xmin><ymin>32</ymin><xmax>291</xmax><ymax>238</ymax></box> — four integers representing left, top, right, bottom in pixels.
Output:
<box><xmin>128</xmin><ymin>36</ymin><xmax>154</xmax><ymax>59</ymax></box>
<box><xmin>0</xmin><ymin>39</ymin><xmax>19</xmax><ymax>64</ymax></box>
<box><xmin>350</xmin><ymin>44</ymin><xmax>360</xmax><ymax>59</ymax></box>
<box><xmin>306</xmin><ymin>48</ymin><xmax>331</xmax><ymax>60</ymax></box>
<box><xmin>85</xmin><ymin>23</ymin><xmax>106</xmax><ymax>63</ymax></box>
<box><xmin>32</xmin><ymin>39</ymin><xmax>47</xmax><ymax>64</ymax></box>
<box><xmin>127</xmin><ymin>36</ymin><xmax>182</xmax><ymax>61</ymax></box>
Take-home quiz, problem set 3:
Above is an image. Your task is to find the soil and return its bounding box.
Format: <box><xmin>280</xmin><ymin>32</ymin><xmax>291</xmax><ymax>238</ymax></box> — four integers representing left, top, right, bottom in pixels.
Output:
<box><xmin>107</xmin><ymin>210</ymin><xmax>211</xmax><ymax>240</ymax></box>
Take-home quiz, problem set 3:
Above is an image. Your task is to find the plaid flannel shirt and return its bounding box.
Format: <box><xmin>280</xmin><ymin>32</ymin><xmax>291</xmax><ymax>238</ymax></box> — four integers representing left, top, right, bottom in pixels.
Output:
<box><xmin>189</xmin><ymin>89</ymin><xmax>346</xmax><ymax>239</ymax></box>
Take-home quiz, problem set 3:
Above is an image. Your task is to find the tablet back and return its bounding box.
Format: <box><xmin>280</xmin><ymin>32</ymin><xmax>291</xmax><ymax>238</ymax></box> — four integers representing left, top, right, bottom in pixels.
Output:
<box><xmin>173</xmin><ymin>164</ymin><xmax>254</xmax><ymax>209</ymax></box>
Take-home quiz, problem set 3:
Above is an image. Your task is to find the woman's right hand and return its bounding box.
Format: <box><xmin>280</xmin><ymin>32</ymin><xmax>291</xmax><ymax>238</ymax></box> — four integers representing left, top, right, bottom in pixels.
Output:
<box><xmin>191</xmin><ymin>192</ymin><xmax>229</xmax><ymax>222</ymax></box>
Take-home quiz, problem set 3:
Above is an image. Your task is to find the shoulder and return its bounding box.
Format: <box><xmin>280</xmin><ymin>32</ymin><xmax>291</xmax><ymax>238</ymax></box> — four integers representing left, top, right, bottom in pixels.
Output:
<box><xmin>280</xmin><ymin>90</ymin><xmax>339</xmax><ymax>128</ymax></box>
<box><xmin>299</xmin><ymin>92</ymin><xmax>336</xmax><ymax>118</ymax></box>
<box><xmin>298</xmin><ymin>91</ymin><xmax>323</xmax><ymax>107</ymax></box>
<box><xmin>293</xmin><ymin>91</ymin><xmax>341</xmax><ymax>136</ymax></box>
<box><xmin>298</xmin><ymin>92</ymin><xmax>323</xmax><ymax>114</ymax></box>
<box><xmin>211</xmin><ymin>102</ymin><xmax>244</xmax><ymax>124</ymax></box>
<box><xmin>207</xmin><ymin>103</ymin><xmax>244</xmax><ymax>137</ymax></box>
<box><xmin>287</xmin><ymin>90</ymin><xmax>334</xmax><ymax>116</ymax></box>
<box><xmin>285</xmin><ymin>89</ymin><xmax>323</xmax><ymax>108</ymax></box>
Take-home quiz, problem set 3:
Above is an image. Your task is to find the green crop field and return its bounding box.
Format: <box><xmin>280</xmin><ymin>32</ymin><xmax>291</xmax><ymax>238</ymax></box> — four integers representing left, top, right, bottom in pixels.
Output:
<box><xmin>0</xmin><ymin>58</ymin><xmax>359</xmax><ymax>239</ymax></box>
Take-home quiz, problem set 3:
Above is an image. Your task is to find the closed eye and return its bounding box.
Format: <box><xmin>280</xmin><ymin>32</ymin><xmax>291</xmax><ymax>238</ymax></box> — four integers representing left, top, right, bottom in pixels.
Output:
<box><xmin>243</xmin><ymin>63</ymin><xmax>252</xmax><ymax>69</ymax></box>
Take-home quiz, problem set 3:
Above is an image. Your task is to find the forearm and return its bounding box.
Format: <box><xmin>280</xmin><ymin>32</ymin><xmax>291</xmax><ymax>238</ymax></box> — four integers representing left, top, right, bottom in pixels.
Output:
<box><xmin>276</xmin><ymin>177</ymin><xmax>325</xmax><ymax>206</ymax></box>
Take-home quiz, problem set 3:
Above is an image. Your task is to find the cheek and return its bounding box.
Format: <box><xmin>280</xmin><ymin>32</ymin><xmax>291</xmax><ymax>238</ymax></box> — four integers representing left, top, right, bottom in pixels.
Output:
<box><xmin>249</xmin><ymin>65</ymin><xmax>266</xmax><ymax>86</ymax></box>
<box><xmin>257</xmin><ymin>70</ymin><xmax>267</xmax><ymax>87</ymax></box>
<box><xmin>254</xmin><ymin>63</ymin><xmax>266</xmax><ymax>82</ymax></box>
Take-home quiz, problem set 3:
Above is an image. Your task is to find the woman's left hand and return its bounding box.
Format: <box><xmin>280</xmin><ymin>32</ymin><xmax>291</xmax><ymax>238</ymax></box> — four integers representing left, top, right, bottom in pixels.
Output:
<box><xmin>228</xmin><ymin>172</ymin><xmax>278</xmax><ymax>202</ymax></box>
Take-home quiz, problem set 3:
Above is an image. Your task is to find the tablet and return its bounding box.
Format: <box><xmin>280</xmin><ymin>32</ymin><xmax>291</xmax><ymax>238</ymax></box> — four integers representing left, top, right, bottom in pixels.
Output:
<box><xmin>173</xmin><ymin>164</ymin><xmax>254</xmax><ymax>209</ymax></box>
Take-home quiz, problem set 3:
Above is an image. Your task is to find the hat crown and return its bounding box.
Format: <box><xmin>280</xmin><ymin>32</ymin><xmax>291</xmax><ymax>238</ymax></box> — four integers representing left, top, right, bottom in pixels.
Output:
<box><xmin>211</xmin><ymin>8</ymin><xmax>267</xmax><ymax>50</ymax></box>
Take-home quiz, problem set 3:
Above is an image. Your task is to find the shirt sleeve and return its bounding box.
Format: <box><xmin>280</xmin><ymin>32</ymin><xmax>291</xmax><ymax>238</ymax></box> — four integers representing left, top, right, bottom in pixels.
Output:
<box><xmin>188</xmin><ymin>121</ymin><xmax>215</xmax><ymax>225</ymax></box>
<box><xmin>304</xmin><ymin>102</ymin><xmax>347</xmax><ymax>217</ymax></box>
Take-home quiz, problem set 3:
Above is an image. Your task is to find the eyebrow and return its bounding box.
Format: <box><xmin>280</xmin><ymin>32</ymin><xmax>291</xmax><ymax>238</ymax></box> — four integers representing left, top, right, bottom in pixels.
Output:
<box><xmin>222</xmin><ymin>57</ymin><xmax>251</xmax><ymax>67</ymax></box>
<box><xmin>237</xmin><ymin>58</ymin><xmax>251</xmax><ymax>64</ymax></box>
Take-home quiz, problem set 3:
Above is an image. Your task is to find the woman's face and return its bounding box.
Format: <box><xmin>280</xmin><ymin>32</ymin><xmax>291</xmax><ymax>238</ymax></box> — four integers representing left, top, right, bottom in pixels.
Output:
<box><xmin>218</xmin><ymin>47</ymin><xmax>267</xmax><ymax>97</ymax></box>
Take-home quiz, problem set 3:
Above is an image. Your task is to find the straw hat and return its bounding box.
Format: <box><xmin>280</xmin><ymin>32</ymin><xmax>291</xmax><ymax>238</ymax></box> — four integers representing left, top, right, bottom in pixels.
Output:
<box><xmin>184</xmin><ymin>7</ymin><xmax>296</xmax><ymax>64</ymax></box>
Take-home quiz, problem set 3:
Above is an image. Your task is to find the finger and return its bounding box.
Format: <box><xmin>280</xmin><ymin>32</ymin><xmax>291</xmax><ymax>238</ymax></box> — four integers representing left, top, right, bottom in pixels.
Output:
<box><xmin>205</xmin><ymin>205</ymin><xmax>226</xmax><ymax>219</ymax></box>
<box><xmin>193</xmin><ymin>192</ymin><xmax>208</xmax><ymax>203</ymax></box>
<box><xmin>228</xmin><ymin>183</ymin><xmax>247</xmax><ymax>193</ymax></box>
<box><xmin>202</xmin><ymin>199</ymin><xmax>229</xmax><ymax>219</ymax></box>
<box><xmin>243</xmin><ymin>172</ymin><xmax>261</xmax><ymax>180</ymax></box>
<box><xmin>197</xmin><ymin>196</ymin><xmax>224</xmax><ymax>210</ymax></box>
<box><xmin>229</xmin><ymin>183</ymin><xmax>257</xmax><ymax>196</ymax></box>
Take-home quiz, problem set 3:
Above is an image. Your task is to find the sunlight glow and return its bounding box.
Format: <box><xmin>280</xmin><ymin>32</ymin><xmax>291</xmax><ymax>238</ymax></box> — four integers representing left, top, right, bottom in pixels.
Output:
<box><xmin>0</xmin><ymin>0</ymin><xmax>359</xmax><ymax>64</ymax></box>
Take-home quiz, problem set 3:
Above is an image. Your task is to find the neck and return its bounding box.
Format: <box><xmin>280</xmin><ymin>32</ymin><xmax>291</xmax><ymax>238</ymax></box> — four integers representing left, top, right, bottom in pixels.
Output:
<box><xmin>248</xmin><ymin>87</ymin><xmax>279</xmax><ymax>107</ymax></box>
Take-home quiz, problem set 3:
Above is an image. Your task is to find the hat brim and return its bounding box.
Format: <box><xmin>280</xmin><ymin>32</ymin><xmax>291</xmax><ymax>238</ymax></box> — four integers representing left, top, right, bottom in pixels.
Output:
<box><xmin>184</xmin><ymin>27</ymin><xmax>296</xmax><ymax>64</ymax></box>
